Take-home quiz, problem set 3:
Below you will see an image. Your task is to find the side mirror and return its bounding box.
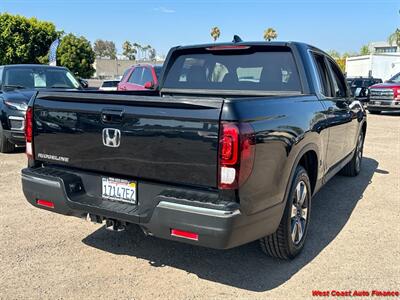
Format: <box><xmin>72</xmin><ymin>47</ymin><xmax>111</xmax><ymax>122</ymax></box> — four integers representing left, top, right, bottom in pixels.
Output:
<box><xmin>144</xmin><ymin>81</ymin><xmax>154</xmax><ymax>89</ymax></box>
<box><xmin>79</xmin><ymin>78</ymin><xmax>89</xmax><ymax>89</ymax></box>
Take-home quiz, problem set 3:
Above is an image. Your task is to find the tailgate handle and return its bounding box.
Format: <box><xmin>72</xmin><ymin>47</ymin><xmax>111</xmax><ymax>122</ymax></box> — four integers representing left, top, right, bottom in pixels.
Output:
<box><xmin>101</xmin><ymin>109</ymin><xmax>124</xmax><ymax>123</ymax></box>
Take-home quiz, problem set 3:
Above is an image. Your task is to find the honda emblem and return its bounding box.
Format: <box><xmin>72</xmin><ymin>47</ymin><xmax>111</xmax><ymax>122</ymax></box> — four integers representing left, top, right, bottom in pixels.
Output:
<box><xmin>102</xmin><ymin>128</ymin><xmax>121</xmax><ymax>148</ymax></box>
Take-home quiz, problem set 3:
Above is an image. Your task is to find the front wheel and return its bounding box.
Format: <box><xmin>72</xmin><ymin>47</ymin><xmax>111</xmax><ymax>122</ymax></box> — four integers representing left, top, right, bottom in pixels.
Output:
<box><xmin>260</xmin><ymin>166</ymin><xmax>311</xmax><ymax>259</ymax></box>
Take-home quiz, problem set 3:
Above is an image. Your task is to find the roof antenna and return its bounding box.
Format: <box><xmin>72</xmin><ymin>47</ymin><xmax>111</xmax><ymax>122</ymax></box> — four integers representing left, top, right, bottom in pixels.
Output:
<box><xmin>232</xmin><ymin>35</ymin><xmax>243</xmax><ymax>43</ymax></box>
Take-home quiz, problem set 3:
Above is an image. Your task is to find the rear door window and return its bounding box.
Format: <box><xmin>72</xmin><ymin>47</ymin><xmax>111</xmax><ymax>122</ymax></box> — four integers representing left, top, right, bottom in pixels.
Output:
<box><xmin>312</xmin><ymin>53</ymin><xmax>331</xmax><ymax>97</ymax></box>
<box><xmin>141</xmin><ymin>68</ymin><xmax>154</xmax><ymax>84</ymax></box>
<box><xmin>128</xmin><ymin>67</ymin><xmax>143</xmax><ymax>85</ymax></box>
<box><xmin>327</xmin><ymin>59</ymin><xmax>347</xmax><ymax>98</ymax></box>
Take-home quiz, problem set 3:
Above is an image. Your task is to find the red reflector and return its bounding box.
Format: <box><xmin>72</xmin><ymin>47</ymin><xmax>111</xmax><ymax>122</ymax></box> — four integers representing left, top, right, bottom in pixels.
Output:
<box><xmin>36</xmin><ymin>199</ymin><xmax>54</xmax><ymax>208</ymax></box>
<box><xmin>171</xmin><ymin>229</ymin><xmax>199</xmax><ymax>241</ymax></box>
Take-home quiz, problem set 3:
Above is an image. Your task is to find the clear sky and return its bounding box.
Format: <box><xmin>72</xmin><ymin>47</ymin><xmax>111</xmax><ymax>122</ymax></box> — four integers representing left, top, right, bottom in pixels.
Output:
<box><xmin>0</xmin><ymin>0</ymin><xmax>398</xmax><ymax>57</ymax></box>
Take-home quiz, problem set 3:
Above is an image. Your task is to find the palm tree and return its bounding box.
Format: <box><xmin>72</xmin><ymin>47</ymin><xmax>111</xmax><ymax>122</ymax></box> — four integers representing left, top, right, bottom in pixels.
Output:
<box><xmin>210</xmin><ymin>27</ymin><xmax>221</xmax><ymax>42</ymax></box>
<box><xmin>133</xmin><ymin>43</ymin><xmax>142</xmax><ymax>60</ymax></box>
<box><xmin>263</xmin><ymin>28</ymin><xmax>278</xmax><ymax>42</ymax></box>
<box><xmin>144</xmin><ymin>45</ymin><xmax>152</xmax><ymax>60</ymax></box>
<box><xmin>388</xmin><ymin>29</ymin><xmax>400</xmax><ymax>48</ymax></box>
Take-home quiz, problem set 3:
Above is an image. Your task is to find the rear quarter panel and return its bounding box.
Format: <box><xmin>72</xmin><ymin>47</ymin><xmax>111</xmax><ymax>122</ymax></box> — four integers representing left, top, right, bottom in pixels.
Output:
<box><xmin>222</xmin><ymin>95</ymin><xmax>327</xmax><ymax>215</ymax></box>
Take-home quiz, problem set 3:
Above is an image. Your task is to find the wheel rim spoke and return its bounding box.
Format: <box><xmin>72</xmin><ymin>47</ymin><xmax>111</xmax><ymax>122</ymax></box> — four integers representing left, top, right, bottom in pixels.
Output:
<box><xmin>296</xmin><ymin>183</ymin><xmax>302</xmax><ymax>205</ymax></box>
<box><xmin>291</xmin><ymin>204</ymin><xmax>298</xmax><ymax>218</ymax></box>
<box><xmin>301</xmin><ymin>207</ymin><xmax>308</xmax><ymax>220</ymax></box>
<box><xmin>296</xmin><ymin>219</ymin><xmax>304</xmax><ymax>242</ymax></box>
<box><xmin>356</xmin><ymin>134</ymin><xmax>363</xmax><ymax>169</ymax></box>
<box><xmin>291</xmin><ymin>219</ymin><xmax>298</xmax><ymax>242</ymax></box>
<box><xmin>299</xmin><ymin>183</ymin><xmax>307</xmax><ymax>207</ymax></box>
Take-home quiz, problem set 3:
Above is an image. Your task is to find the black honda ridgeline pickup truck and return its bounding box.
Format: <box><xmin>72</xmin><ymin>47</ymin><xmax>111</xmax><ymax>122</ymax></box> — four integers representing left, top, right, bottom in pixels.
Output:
<box><xmin>22</xmin><ymin>41</ymin><xmax>366</xmax><ymax>259</ymax></box>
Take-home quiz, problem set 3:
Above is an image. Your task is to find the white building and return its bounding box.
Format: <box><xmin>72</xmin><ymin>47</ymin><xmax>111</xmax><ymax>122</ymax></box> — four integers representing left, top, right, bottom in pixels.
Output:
<box><xmin>368</xmin><ymin>41</ymin><xmax>399</xmax><ymax>53</ymax></box>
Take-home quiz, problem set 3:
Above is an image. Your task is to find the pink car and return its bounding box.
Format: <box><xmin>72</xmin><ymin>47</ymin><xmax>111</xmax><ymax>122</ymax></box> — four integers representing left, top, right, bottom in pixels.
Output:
<box><xmin>118</xmin><ymin>64</ymin><xmax>162</xmax><ymax>91</ymax></box>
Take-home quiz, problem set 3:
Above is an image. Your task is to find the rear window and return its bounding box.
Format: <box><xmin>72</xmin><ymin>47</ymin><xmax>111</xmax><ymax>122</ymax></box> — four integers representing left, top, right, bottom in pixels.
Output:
<box><xmin>163</xmin><ymin>49</ymin><xmax>302</xmax><ymax>92</ymax></box>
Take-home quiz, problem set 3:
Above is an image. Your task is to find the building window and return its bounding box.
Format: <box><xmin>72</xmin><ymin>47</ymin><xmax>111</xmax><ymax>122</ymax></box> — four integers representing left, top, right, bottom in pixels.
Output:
<box><xmin>375</xmin><ymin>47</ymin><xmax>397</xmax><ymax>53</ymax></box>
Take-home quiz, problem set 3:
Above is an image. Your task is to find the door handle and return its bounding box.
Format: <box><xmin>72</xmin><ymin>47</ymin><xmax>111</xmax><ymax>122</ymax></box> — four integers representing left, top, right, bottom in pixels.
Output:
<box><xmin>101</xmin><ymin>109</ymin><xmax>124</xmax><ymax>124</ymax></box>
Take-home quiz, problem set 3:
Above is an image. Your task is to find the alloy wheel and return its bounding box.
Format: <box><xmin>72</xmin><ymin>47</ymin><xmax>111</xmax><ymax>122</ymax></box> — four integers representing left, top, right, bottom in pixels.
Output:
<box><xmin>290</xmin><ymin>180</ymin><xmax>309</xmax><ymax>245</ymax></box>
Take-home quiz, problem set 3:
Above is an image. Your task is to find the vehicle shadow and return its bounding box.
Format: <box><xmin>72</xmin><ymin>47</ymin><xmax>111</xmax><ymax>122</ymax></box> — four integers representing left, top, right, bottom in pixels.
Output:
<box><xmin>82</xmin><ymin>157</ymin><xmax>379</xmax><ymax>292</ymax></box>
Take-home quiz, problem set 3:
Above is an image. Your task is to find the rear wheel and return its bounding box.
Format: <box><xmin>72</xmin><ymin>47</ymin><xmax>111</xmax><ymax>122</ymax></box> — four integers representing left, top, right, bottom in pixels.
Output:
<box><xmin>340</xmin><ymin>131</ymin><xmax>364</xmax><ymax>177</ymax></box>
<box><xmin>260</xmin><ymin>166</ymin><xmax>311</xmax><ymax>259</ymax></box>
<box><xmin>0</xmin><ymin>124</ymin><xmax>15</xmax><ymax>153</ymax></box>
<box><xmin>368</xmin><ymin>110</ymin><xmax>381</xmax><ymax>115</ymax></box>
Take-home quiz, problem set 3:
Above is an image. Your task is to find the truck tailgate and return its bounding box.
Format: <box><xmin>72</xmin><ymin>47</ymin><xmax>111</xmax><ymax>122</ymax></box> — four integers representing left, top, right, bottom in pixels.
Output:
<box><xmin>32</xmin><ymin>92</ymin><xmax>223</xmax><ymax>188</ymax></box>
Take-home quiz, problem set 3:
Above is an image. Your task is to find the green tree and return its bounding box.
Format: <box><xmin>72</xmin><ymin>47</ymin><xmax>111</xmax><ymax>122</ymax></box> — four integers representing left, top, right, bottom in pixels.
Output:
<box><xmin>0</xmin><ymin>13</ymin><xmax>59</xmax><ymax>65</ymax></box>
<box><xmin>360</xmin><ymin>45</ymin><xmax>370</xmax><ymax>55</ymax></box>
<box><xmin>327</xmin><ymin>50</ymin><xmax>341</xmax><ymax>58</ymax></box>
<box><xmin>210</xmin><ymin>27</ymin><xmax>221</xmax><ymax>42</ymax></box>
<box><xmin>342</xmin><ymin>51</ymin><xmax>358</xmax><ymax>58</ymax></box>
<box><xmin>93</xmin><ymin>39</ymin><xmax>116</xmax><ymax>59</ymax></box>
<box><xmin>122</xmin><ymin>41</ymin><xmax>137</xmax><ymax>60</ymax></box>
<box><xmin>263</xmin><ymin>28</ymin><xmax>278</xmax><ymax>41</ymax></box>
<box><xmin>57</xmin><ymin>33</ymin><xmax>95</xmax><ymax>78</ymax></box>
<box><xmin>388</xmin><ymin>29</ymin><xmax>400</xmax><ymax>47</ymax></box>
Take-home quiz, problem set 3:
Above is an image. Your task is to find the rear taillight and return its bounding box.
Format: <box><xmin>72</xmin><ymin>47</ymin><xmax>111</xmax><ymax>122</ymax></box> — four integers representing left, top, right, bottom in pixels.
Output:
<box><xmin>25</xmin><ymin>107</ymin><xmax>33</xmax><ymax>158</ymax></box>
<box><xmin>218</xmin><ymin>122</ymin><xmax>255</xmax><ymax>189</ymax></box>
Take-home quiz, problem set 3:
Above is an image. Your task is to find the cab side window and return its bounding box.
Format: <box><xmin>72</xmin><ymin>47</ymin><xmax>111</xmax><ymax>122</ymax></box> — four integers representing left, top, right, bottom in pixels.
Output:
<box><xmin>327</xmin><ymin>59</ymin><xmax>347</xmax><ymax>98</ymax></box>
<box><xmin>141</xmin><ymin>68</ymin><xmax>154</xmax><ymax>85</ymax></box>
<box><xmin>312</xmin><ymin>53</ymin><xmax>331</xmax><ymax>97</ymax></box>
<box><xmin>128</xmin><ymin>67</ymin><xmax>143</xmax><ymax>85</ymax></box>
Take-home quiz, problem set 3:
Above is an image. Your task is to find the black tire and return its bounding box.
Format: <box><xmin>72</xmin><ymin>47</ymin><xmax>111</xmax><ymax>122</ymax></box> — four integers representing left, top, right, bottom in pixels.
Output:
<box><xmin>260</xmin><ymin>166</ymin><xmax>311</xmax><ymax>259</ymax></box>
<box><xmin>340</xmin><ymin>131</ymin><xmax>364</xmax><ymax>177</ymax></box>
<box><xmin>0</xmin><ymin>124</ymin><xmax>15</xmax><ymax>153</ymax></box>
<box><xmin>368</xmin><ymin>110</ymin><xmax>381</xmax><ymax>115</ymax></box>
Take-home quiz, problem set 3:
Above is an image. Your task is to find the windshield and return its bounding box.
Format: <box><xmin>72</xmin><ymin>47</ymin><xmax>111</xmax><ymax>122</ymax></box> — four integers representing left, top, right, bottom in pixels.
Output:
<box><xmin>3</xmin><ymin>67</ymin><xmax>80</xmax><ymax>90</ymax></box>
<box><xmin>163</xmin><ymin>49</ymin><xmax>302</xmax><ymax>93</ymax></box>
<box><xmin>388</xmin><ymin>72</ymin><xmax>400</xmax><ymax>83</ymax></box>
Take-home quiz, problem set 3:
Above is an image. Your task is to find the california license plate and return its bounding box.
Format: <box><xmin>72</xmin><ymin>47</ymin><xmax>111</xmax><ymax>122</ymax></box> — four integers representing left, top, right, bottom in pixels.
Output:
<box><xmin>101</xmin><ymin>177</ymin><xmax>137</xmax><ymax>204</ymax></box>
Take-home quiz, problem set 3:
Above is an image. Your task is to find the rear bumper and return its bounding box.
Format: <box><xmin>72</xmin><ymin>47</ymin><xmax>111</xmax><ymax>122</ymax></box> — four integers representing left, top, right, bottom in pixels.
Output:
<box><xmin>21</xmin><ymin>166</ymin><xmax>283</xmax><ymax>249</ymax></box>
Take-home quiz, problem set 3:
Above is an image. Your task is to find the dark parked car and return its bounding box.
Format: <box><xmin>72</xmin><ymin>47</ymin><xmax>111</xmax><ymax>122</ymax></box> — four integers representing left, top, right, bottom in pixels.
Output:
<box><xmin>22</xmin><ymin>41</ymin><xmax>366</xmax><ymax>260</ymax></box>
<box><xmin>0</xmin><ymin>64</ymin><xmax>84</xmax><ymax>153</ymax></box>
<box><xmin>346</xmin><ymin>77</ymin><xmax>382</xmax><ymax>101</ymax></box>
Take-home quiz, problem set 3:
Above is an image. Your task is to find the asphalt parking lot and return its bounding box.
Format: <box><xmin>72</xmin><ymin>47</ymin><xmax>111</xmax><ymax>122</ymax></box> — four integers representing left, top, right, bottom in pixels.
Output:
<box><xmin>0</xmin><ymin>113</ymin><xmax>399</xmax><ymax>299</ymax></box>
